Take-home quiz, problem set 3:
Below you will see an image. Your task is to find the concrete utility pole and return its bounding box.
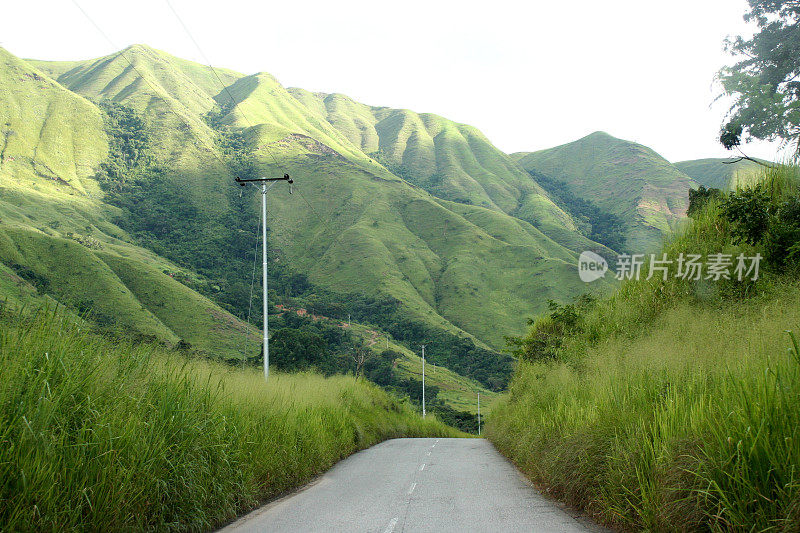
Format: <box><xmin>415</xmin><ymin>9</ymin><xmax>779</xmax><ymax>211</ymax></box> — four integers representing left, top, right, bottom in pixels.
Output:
<box><xmin>421</xmin><ymin>344</ymin><xmax>427</xmax><ymax>418</ymax></box>
<box><xmin>235</xmin><ymin>174</ymin><xmax>293</xmax><ymax>381</ymax></box>
<box><xmin>478</xmin><ymin>392</ymin><xmax>481</xmax><ymax>436</ymax></box>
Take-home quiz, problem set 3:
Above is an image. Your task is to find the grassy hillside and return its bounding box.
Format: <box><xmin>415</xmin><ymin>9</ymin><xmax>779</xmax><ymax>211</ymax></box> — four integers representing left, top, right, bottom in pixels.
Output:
<box><xmin>487</xmin><ymin>164</ymin><xmax>800</xmax><ymax>530</ymax></box>
<box><xmin>20</xmin><ymin>44</ymin><xmax>619</xmax><ymax>353</ymax></box>
<box><xmin>0</xmin><ymin>309</ymin><xmax>457</xmax><ymax>530</ymax></box>
<box><xmin>514</xmin><ymin>131</ymin><xmax>699</xmax><ymax>252</ymax></box>
<box><xmin>286</xmin><ymin>89</ymin><xmax>613</xmax><ymax>258</ymax></box>
<box><xmin>0</xmin><ymin>47</ymin><xmax>107</xmax><ymax>196</ymax></box>
<box><xmin>4</xmin><ymin>43</ymin><xmax>522</xmax><ymax>403</ymax></box>
<box><xmin>675</xmin><ymin>157</ymin><xmax>766</xmax><ymax>190</ymax></box>
<box><xmin>0</xmin><ymin>46</ymin><xmax>261</xmax><ymax>359</ymax></box>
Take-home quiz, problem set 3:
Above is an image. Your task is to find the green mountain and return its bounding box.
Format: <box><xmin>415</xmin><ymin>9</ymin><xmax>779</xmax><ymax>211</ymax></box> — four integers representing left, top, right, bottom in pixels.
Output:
<box><xmin>674</xmin><ymin>157</ymin><xmax>766</xmax><ymax>190</ymax></box>
<box><xmin>0</xmin><ymin>46</ymin><xmax>259</xmax><ymax>357</ymax></box>
<box><xmin>284</xmin><ymin>90</ymin><xmax>608</xmax><ymax>255</ymax></box>
<box><xmin>513</xmin><ymin>131</ymin><xmax>699</xmax><ymax>252</ymax></box>
<box><xmin>20</xmin><ymin>44</ymin><xmax>616</xmax><ymax>358</ymax></box>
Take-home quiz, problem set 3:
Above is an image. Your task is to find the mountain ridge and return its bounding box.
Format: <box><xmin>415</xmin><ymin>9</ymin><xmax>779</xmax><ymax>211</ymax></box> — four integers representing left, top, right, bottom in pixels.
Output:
<box><xmin>513</xmin><ymin>131</ymin><xmax>699</xmax><ymax>252</ymax></box>
<box><xmin>1</xmin><ymin>44</ymin><xmax>703</xmax><ymax>385</ymax></box>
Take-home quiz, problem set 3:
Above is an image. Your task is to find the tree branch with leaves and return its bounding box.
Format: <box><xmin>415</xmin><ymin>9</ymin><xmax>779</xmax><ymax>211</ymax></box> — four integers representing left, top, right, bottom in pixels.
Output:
<box><xmin>718</xmin><ymin>0</ymin><xmax>800</xmax><ymax>157</ymax></box>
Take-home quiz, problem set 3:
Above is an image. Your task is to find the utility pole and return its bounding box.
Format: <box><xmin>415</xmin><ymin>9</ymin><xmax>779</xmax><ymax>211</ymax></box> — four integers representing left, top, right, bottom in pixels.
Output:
<box><xmin>477</xmin><ymin>392</ymin><xmax>481</xmax><ymax>436</ymax></box>
<box><xmin>235</xmin><ymin>174</ymin><xmax>293</xmax><ymax>381</ymax></box>
<box><xmin>420</xmin><ymin>344</ymin><xmax>427</xmax><ymax>418</ymax></box>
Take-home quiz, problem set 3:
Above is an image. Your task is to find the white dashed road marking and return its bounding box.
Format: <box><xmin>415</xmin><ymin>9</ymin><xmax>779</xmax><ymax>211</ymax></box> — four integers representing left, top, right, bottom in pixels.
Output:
<box><xmin>408</xmin><ymin>483</ymin><xmax>417</xmax><ymax>495</ymax></box>
<box><xmin>384</xmin><ymin>517</ymin><xmax>399</xmax><ymax>533</ymax></box>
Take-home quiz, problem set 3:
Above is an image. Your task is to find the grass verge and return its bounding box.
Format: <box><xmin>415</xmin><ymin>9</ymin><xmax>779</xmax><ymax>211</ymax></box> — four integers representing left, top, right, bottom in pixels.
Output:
<box><xmin>487</xmin><ymin>164</ymin><xmax>800</xmax><ymax>531</ymax></box>
<box><xmin>0</xmin><ymin>309</ymin><xmax>457</xmax><ymax>531</ymax></box>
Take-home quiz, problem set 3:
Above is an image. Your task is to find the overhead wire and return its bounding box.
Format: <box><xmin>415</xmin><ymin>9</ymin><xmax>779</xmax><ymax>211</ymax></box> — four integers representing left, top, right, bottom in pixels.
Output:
<box><xmin>71</xmin><ymin>0</ymin><xmax>274</xmax><ymax>355</ymax></box>
<box><xmin>164</xmin><ymin>0</ymin><xmax>281</xmax><ymax>171</ymax></box>
<box><xmin>161</xmin><ymin>0</ymin><xmax>346</xmax><ymax>249</ymax></box>
<box><xmin>240</xmin><ymin>203</ymin><xmax>262</xmax><ymax>361</ymax></box>
<box><xmin>161</xmin><ymin>0</ymin><xmax>350</xmax><ymax>359</ymax></box>
<box><xmin>73</xmin><ymin>0</ymin><xmax>348</xmax><ymax>353</ymax></box>
<box><xmin>70</xmin><ymin>0</ymin><xmax>234</xmax><ymax>174</ymax></box>
<box><xmin>159</xmin><ymin>0</ymin><xmax>287</xmax><ymax>357</ymax></box>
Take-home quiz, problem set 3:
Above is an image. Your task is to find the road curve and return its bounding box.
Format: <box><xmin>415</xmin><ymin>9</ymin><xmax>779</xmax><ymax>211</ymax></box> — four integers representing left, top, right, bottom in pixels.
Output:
<box><xmin>221</xmin><ymin>438</ymin><xmax>606</xmax><ymax>533</ymax></box>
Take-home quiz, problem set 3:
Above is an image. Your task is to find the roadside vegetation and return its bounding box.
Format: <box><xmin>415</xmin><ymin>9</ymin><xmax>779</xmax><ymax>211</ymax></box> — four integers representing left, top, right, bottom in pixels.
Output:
<box><xmin>489</xmin><ymin>163</ymin><xmax>800</xmax><ymax>530</ymax></box>
<box><xmin>0</xmin><ymin>308</ymin><xmax>457</xmax><ymax>531</ymax></box>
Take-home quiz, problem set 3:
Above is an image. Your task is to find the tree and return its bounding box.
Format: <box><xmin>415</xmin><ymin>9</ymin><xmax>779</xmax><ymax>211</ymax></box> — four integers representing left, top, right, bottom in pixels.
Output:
<box><xmin>351</xmin><ymin>345</ymin><xmax>369</xmax><ymax>377</ymax></box>
<box><xmin>688</xmin><ymin>186</ymin><xmax>723</xmax><ymax>218</ymax></box>
<box><xmin>364</xmin><ymin>350</ymin><xmax>400</xmax><ymax>386</ymax></box>
<box><xmin>718</xmin><ymin>0</ymin><xmax>800</xmax><ymax>156</ymax></box>
<box><xmin>270</xmin><ymin>328</ymin><xmax>328</xmax><ymax>371</ymax></box>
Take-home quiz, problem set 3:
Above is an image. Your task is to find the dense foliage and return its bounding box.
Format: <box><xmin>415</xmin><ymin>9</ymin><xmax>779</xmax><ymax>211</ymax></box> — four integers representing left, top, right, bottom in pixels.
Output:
<box><xmin>490</xmin><ymin>164</ymin><xmax>800</xmax><ymax>530</ymax></box>
<box><xmin>245</xmin><ymin>311</ymin><xmax>362</xmax><ymax>376</ymax></box>
<box><xmin>504</xmin><ymin>295</ymin><xmax>595</xmax><ymax>363</ymax></box>
<box><xmin>719</xmin><ymin>0</ymin><xmax>800</xmax><ymax>153</ymax></box>
<box><xmin>687</xmin><ymin>185</ymin><xmax>723</xmax><ymax>218</ymax></box>
<box><xmin>96</xmin><ymin>100</ymin><xmax>263</xmax><ymax>323</ymax></box>
<box><xmin>722</xmin><ymin>170</ymin><xmax>800</xmax><ymax>269</ymax></box>
<box><xmin>527</xmin><ymin>169</ymin><xmax>626</xmax><ymax>251</ymax></box>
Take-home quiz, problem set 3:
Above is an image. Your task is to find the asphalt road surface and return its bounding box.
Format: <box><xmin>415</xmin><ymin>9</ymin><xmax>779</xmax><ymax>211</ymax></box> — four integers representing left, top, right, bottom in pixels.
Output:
<box><xmin>221</xmin><ymin>438</ymin><xmax>606</xmax><ymax>533</ymax></box>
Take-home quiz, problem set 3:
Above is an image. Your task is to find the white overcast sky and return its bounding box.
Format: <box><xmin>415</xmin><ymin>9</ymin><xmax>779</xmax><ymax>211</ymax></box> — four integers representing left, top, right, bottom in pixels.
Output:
<box><xmin>0</xmin><ymin>0</ymin><xmax>789</xmax><ymax>162</ymax></box>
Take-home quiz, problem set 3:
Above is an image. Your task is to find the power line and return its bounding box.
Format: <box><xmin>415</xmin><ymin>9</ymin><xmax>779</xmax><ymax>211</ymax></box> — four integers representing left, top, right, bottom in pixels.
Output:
<box><xmin>160</xmin><ymin>1</ymin><xmax>305</xmax><ymax>374</ymax></box>
<box><xmin>162</xmin><ymin>0</ymin><xmax>348</xmax><ymax>252</ymax></box>
<box><xmin>70</xmin><ymin>0</ymin><xmax>232</xmax><ymax>174</ymax></box>
<box><xmin>163</xmin><ymin>0</ymin><xmax>281</xmax><ymax>171</ymax></box>
<box><xmin>240</xmin><ymin>203</ymin><xmax>262</xmax><ymax>361</ymax></box>
<box><xmin>163</xmin><ymin>1</ymin><xmax>240</xmax><ymax>114</ymax></box>
<box><xmin>73</xmin><ymin>1</ymin><xmax>352</xmax><ymax>360</ymax></box>
<box><xmin>71</xmin><ymin>0</ymin><xmax>277</xmax><ymax>361</ymax></box>
<box><xmin>75</xmin><ymin>1</ymin><xmax>342</xmax><ymax>288</ymax></box>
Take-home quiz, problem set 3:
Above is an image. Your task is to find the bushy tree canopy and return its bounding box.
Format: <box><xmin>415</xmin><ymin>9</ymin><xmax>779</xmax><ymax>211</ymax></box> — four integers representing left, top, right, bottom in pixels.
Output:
<box><xmin>719</xmin><ymin>0</ymin><xmax>800</xmax><ymax>153</ymax></box>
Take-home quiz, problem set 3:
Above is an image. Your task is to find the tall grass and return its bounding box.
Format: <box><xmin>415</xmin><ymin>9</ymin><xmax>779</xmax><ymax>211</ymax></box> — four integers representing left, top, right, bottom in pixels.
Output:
<box><xmin>487</xmin><ymin>163</ymin><xmax>800</xmax><ymax>531</ymax></box>
<box><xmin>0</xmin><ymin>309</ymin><xmax>456</xmax><ymax>531</ymax></box>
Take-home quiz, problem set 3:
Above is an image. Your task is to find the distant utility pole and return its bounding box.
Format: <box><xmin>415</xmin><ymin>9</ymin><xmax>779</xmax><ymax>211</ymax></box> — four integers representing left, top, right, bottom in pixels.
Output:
<box><xmin>420</xmin><ymin>344</ymin><xmax>427</xmax><ymax>418</ymax></box>
<box><xmin>478</xmin><ymin>392</ymin><xmax>481</xmax><ymax>436</ymax></box>
<box><xmin>235</xmin><ymin>174</ymin><xmax>293</xmax><ymax>381</ymax></box>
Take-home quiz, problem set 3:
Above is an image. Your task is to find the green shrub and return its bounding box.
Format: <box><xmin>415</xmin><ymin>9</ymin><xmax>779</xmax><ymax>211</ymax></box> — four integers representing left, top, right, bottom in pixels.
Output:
<box><xmin>688</xmin><ymin>185</ymin><xmax>723</xmax><ymax>218</ymax></box>
<box><xmin>720</xmin><ymin>163</ymin><xmax>800</xmax><ymax>271</ymax></box>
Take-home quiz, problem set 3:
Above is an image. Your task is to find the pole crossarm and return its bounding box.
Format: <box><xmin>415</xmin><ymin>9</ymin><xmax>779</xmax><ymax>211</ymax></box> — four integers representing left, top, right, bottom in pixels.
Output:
<box><xmin>235</xmin><ymin>174</ymin><xmax>293</xmax><ymax>185</ymax></box>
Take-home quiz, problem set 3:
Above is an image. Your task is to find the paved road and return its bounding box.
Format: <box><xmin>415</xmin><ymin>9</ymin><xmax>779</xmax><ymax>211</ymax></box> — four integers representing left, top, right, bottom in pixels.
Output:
<box><xmin>222</xmin><ymin>438</ymin><xmax>606</xmax><ymax>533</ymax></box>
